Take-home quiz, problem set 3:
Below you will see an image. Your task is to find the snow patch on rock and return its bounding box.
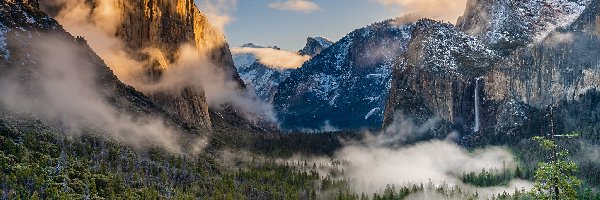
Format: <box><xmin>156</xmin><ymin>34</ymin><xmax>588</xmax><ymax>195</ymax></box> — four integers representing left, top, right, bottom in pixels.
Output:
<box><xmin>0</xmin><ymin>23</ymin><xmax>9</xmax><ymax>59</ymax></box>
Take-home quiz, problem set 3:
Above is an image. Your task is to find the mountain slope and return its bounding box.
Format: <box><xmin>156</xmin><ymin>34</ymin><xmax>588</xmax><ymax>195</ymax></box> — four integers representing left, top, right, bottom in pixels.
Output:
<box><xmin>233</xmin><ymin>38</ymin><xmax>332</xmax><ymax>103</ymax></box>
<box><xmin>274</xmin><ymin>17</ymin><xmax>418</xmax><ymax>131</ymax></box>
<box><xmin>383</xmin><ymin>19</ymin><xmax>498</xmax><ymax>133</ymax></box>
<box><xmin>233</xmin><ymin>48</ymin><xmax>292</xmax><ymax>103</ymax></box>
<box><xmin>457</xmin><ymin>0</ymin><xmax>592</xmax><ymax>54</ymax></box>
<box><xmin>478</xmin><ymin>0</ymin><xmax>600</xmax><ymax>138</ymax></box>
<box><xmin>299</xmin><ymin>36</ymin><xmax>333</xmax><ymax>56</ymax></box>
<box><xmin>384</xmin><ymin>0</ymin><xmax>600</xmax><ymax>142</ymax></box>
<box><xmin>39</xmin><ymin>0</ymin><xmax>246</xmax><ymax>130</ymax></box>
<box><xmin>0</xmin><ymin>0</ymin><xmax>206</xmax><ymax>146</ymax></box>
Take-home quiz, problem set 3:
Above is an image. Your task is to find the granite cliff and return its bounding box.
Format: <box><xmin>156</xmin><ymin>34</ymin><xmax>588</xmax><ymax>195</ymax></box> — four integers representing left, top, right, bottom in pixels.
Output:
<box><xmin>274</xmin><ymin>17</ymin><xmax>418</xmax><ymax>131</ymax></box>
<box><xmin>233</xmin><ymin>37</ymin><xmax>332</xmax><ymax>103</ymax></box>
<box><xmin>0</xmin><ymin>0</ymin><xmax>202</xmax><ymax>142</ymax></box>
<box><xmin>40</xmin><ymin>0</ymin><xmax>246</xmax><ymax>130</ymax></box>
<box><xmin>384</xmin><ymin>0</ymin><xmax>600</xmax><ymax>145</ymax></box>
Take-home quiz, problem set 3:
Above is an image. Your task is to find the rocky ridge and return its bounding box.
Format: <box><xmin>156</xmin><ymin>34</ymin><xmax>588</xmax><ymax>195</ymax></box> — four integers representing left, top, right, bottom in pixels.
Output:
<box><xmin>299</xmin><ymin>37</ymin><xmax>333</xmax><ymax>56</ymax></box>
<box><xmin>457</xmin><ymin>0</ymin><xmax>592</xmax><ymax>54</ymax></box>
<box><xmin>233</xmin><ymin>38</ymin><xmax>332</xmax><ymax>103</ymax></box>
<box><xmin>0</xmin><ymin>0</ymin><xmax>200</xmax><ymax>135</ymax></box>
<box><xmin>274</xmin><ymin>17</ymin><xmax>417</xmax><ymax>131</ymax></box>
<box><xmin>384</xmin><ymin>0</ymin><xmax>600</xmax><ymax>143</ymax></box>
<box><xmin>40</xmin><ymin>0</ymin><xmax>247</xmax><ymax>130</ymax></box>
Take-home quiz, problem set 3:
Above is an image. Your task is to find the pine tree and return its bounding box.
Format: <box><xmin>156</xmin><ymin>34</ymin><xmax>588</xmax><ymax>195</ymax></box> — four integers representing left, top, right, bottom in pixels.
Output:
<box><xmin>530</xmin><ymin>106</ymin><xmax>581</xmax><ymax>200</ymax></box>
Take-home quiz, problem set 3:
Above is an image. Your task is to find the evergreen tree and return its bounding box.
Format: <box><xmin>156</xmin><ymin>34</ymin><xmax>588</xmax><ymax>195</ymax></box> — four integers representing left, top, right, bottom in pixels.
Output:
<box><xmin>530</xmin><ymin>106</ymin><xmax>581</xmax><ymax>200</ymax></box>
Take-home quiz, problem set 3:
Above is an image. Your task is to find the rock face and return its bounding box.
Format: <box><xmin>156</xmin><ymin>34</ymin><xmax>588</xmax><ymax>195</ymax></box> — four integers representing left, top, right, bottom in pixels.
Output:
<box><xmin>233</xmin><ymin>38</ymin><xmax>332</xmax><ymax>103</ymax></box>
<box><xmin>114</xmin><ymin>0</ymin><xmax>236</xmax><ymax>130</ymax></box>
<box><xmin>479</xmin><ymin>0</ymin><xmax>600</xmax><ymax>138</ymax></box>
<box><xmin>233</xmin><ymin>44</ymin><xmax>292</xmax><ymax>103</ymax></box>
<box><xmin>40</xmin><ymin>0</ymin><xmax>246</xmax><ymax>130</ymax></box>
<box><xmin>115</xmin><ymin>0</ymin><xmax>242</xmax><ymax>83</ymax></box>
<box><xmin>274</xmin><ymin>17</ymin><xmax>417</xmax><ymax>131</ymax></box>
<box><xmin>457</xmin><ymin>0</ymin><xmax>591</xmax><ymax>54</ymax></box>
<box><xmin>383</xmin><ymin>19</ymin><xmax>497</xmax><ymax>133</ymax></box>
<box><xmin>384</xmin><ymin>0</ymin><xmax>600</xmax><ymax>143</ymax></box>
<box><xmin>299</xmin><ymin>37</ymin><xmax>333</xmax><ymax>56</ymax></box>
<box><xmin>0</xmin><ymin>0</ymin><xmax>192</xmax><ymax>132</ymax></box>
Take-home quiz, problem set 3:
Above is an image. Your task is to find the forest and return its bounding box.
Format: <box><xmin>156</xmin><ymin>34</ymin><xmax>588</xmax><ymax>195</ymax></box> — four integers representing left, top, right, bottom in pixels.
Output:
<box><xmin>2</xmin><ymin>108</ymin><xmax>600</xmax><ymax>200</ymax></box>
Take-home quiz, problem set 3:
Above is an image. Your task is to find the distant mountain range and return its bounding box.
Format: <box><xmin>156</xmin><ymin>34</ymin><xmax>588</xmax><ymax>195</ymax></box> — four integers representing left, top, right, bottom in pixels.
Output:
<box><xmin>230</xmin><ymin>0</ymin><xmax>600</xmax><ymax>139</ymax></box>
<box><xmin>273</xmin><ymin>17</ymin><xmax>418</xmax><ymax>131</ymax></box>
<box><xmin>232</xmin><ymin>37</ymin><xmax>333</xmax><ymax>103</ymax></box>
<box><xmin>4</xmin><ymin>0</ymin><xmax>600</xmax><ymax>141</ymax></box>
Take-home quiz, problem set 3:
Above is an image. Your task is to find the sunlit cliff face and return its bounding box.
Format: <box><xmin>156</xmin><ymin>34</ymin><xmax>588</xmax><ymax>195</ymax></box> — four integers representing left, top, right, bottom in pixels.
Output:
<box><xmin>41</xmin><ymin>0</ymin><xmax>278</xmax><ymax>128</ymax></box>
<box><xmin>42</xmin><ymin>0</ymin><xmax>230</xmax><ymax>88</ymax></box>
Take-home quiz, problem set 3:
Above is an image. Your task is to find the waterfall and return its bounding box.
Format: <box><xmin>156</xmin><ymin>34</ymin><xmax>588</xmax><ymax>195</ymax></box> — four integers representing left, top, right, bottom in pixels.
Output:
<box><xmin>474</xmin><ymin>77</ymin><xmax>481</xmax><ymax>132</ymax></box>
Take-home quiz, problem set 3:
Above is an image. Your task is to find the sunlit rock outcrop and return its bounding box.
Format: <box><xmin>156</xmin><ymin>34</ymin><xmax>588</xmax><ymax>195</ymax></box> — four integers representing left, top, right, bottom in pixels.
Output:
<box><xmin>40</xmin><ymin>0</ymin><xmax>246</xmax><ymax>130</ymax></box>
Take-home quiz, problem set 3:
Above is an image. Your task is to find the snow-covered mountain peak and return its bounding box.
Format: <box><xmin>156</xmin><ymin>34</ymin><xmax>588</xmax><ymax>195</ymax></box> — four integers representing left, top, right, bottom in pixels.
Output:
<box><xmin>299</xmin><ymin>36</ymin><xmax>333</xmax><ymax>57</ymax></box>
<box><xmin>458</xmin><ymin>0</ymin><xmax>592</xmax><ymax>51</ymax></box>
<box><xmin>0</xmin><ymin>23</ymin><xmax>9</xmax><ymax>59</ymax></box>
<box><xmin>311</xmin><ymin>36</ymin><xmax>331</xmax><ymax>44</ymax></box>
<box><xmin>409</xmin><ymin>19</ymin><xmax>498</xmax><ymax>74</ymax></box>
<box><xmin>274</xmin><ymin>18</ymin><xmax>419</xmax><ymax>131</ymax></box>
<box><xmin>241</xmin><ymin>43</ymin><xmax>264</xmax><ymax>48</ymax></box>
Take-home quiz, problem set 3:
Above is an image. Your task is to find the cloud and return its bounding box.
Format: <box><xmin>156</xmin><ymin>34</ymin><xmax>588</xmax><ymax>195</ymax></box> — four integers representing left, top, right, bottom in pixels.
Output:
<box><xmin>285</xmin><ymin>113</ymin><xmax>532</xmax><ymax>196</ymax></box>
<box><xmin>373</xmin><ymin>0</ymin><xmax>468</xmax><ymax>23</ymax></box>
<box><xmin>268</xmin><ymin>0</ymin><xmax>320</xmax><ymax>14</ymax></box>
<box><xmin>42</xmin><ymin>0</ymin><xmax>278</xmax><ymax>126</ymax></box>
<box><xmin>40</xmin><ymin>0</ymin><xmax>146</xmax><ymax>86</ymax></box>
<box><xmin>545</xmin><ymin>32</ymin><xmax>575</xmax><ymax>46</ymax></box>
<box><xmin>580</xmin><ymin>142</ymin><xmax>600</xmax><ymax>164</ymax></box>
<box><xmin>231</xmin><ymin>47</ymin><xmax>311</xmax><ymax>69</ymax></box>
<box><xmin>196</xmin><ymin>0</ymin><xmax>238</xmax><ymax>31</ymax></box>
<box><xmin>138</xmin><ymin>45</ymin><xmax>279</xmax><ymax>124</ymax></box>
<box><xmin>336</xmin><ymin>140</ymin><xmax>523</xmax><ymax>194</ymax></box>
<box><xmin>43</xmin><ymin>0</ymin><xmax>121</xmax><ymax>34</ymax></box>
<box><xmin>0</xmin><ymin>36</ymin><xmax>191</xmax><ymax>154</ymax></box>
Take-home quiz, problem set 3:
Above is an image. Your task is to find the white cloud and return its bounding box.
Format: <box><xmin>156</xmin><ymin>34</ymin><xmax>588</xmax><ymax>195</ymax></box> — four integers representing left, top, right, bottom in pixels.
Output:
<box><xmin>268</xmin><ymin>0</ymin><xmax>320</xmax><ymax>14</ymax></box>
<box><xmin>231</xmin><ymin>47</ymin><xmax>311</xmax><ymax>69</ymax></box>
<box><xmin>336</xmin><ymin>140</ymin><xmax>530</xmax><ymax>195</ymax></box>
<box><xmin>282</xmin><ymin>113</ymin><xmax>533</xmax><ymax>197</ymax></box>
<box><xmin>0</xmin><ymin>36</ymin><xmax>186</xmax><ymax>154</ymax></box>
<box><xmin>373</xmin><ymin>0</ymin><xmax>468</xmax><ymax>23</ymax></box>
<box><xmin>196</xmin><ymin>0</ymin><xmax>238</xmax><ymax>31</ymax></box>
<box><xmin>43</xmin><ymin>0</ymin><xmax>278</xmax><ymax>135</ymax></box>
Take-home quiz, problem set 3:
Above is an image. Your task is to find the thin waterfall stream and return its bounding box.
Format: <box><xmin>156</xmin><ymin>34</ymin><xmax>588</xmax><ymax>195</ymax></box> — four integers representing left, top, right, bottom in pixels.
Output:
<box><xmin>474</xmin><ymin>77</ymin><xmax>481</xmax><ymax>132</ymax></box>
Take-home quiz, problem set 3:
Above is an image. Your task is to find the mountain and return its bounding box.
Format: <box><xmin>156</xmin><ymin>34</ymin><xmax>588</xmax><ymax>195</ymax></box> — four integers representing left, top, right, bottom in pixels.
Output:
<box><xmin>39</xmin><ymin>0</ymin><xmax>246</xmax><ymax>130</ymax></box>
<box><xmin>0</xmin><ymin>2</ymin><xmax>337</xmax><ymax>199</ymax></box>
<box><xmin>240</xmin><ymin>43</ymin><xmax>265</xmax><ymax>48</ymax></box>
<box><xmin>477</xmin><ymin>0</ymin><xmax>600</xmax><ymax>141</ymax></box>
<box><xmin>274</xmin><ymin>17</ymin><xmax>418</xmax><ymax>131</ymax></box>
<box><xmin>383</xmin><ymin>19</ymin><xmax>498</xmax><ymax>134</ymax></box>
<box><xmin>4</xmin><ymin>0</ymin><xmax>600</xmax><ymax>198</ymax></box>
<box><xmin>384</xmin><ymin>0</ymin><xmax>600</xmax><ymax>143</ymax></box>
<box><xmin>233</xmin><ymin>45</ymin><xmax>291</xmax><ymax>103</ymax></box>
<box><xmin>299</xmin><ymin>36</ymin><xmax>333</xmax><ymax>56</ymax></box>
<box><xmin>457</xmin><ymin>0</ymin><xmax>592</xmax><ymax>54</ymax></box>
<box><xmin>0</xmin><ymin>0</ymin><xmax>202</xmax><ymax>140</ymax></box>
<box><xmin>232</xmin><ymin>37</ymin><xmax>332</xmax><ymax>103</ymax></box>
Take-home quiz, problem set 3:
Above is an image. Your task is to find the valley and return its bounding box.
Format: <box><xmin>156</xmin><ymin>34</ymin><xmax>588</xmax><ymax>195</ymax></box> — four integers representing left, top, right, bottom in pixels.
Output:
<box><xmin>1</xmin><ymin>0</ymin><xmax>600</xmax><ymax>199</ymax></box>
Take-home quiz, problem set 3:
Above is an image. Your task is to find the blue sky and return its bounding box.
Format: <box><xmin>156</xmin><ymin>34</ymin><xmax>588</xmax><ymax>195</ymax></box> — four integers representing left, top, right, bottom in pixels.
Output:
<box><xmin>199</xmin><ymin>0</ymin><xmax>402</xmax><ymax>51</ymax></box>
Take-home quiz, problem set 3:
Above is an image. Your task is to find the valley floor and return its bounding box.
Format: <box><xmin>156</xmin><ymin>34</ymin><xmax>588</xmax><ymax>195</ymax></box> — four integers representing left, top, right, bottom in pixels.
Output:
<box><xmin>2</xmin><ymin>110</ymin><xmax>600</xmax><ymax>200</ymax></box>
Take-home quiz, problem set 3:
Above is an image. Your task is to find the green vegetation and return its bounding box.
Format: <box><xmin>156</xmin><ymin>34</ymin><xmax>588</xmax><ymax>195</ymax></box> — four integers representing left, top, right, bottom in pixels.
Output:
<box><xmin>462</xmin><ymin>165</ymin><xmax>514</xmax><ymax>187</ymax></box>
<box><xmin>2</xmin><ymin>110</ymin><xmax>600</xmax><ymax>199</ymax></box>
<box><xmin>530</xmin><ymin>134</ymin><xmax>582</xmax><ymax>200</ymax></box>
